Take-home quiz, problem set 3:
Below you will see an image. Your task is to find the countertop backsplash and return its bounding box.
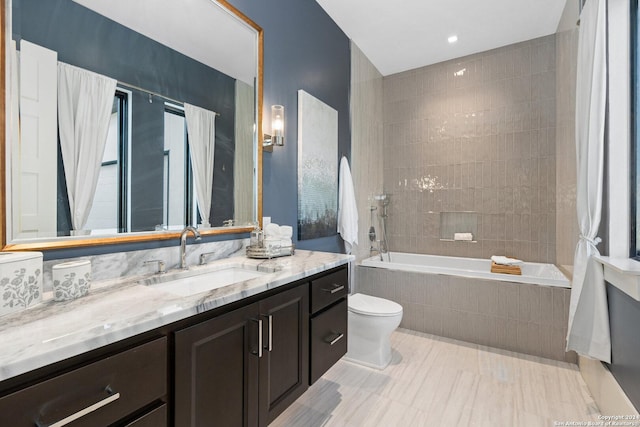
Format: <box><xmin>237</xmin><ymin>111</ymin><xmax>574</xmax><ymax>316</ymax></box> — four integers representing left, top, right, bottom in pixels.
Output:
<box><xmin>42</xmin><ymin>238</ymin><xmax>248</xmax><ymax>292</ymax></box>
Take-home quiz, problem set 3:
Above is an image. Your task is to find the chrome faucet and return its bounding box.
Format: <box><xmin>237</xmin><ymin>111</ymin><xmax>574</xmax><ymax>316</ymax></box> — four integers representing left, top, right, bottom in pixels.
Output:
<box><xmin>180</xmin><ymin>226</ymin><xmax>201</xmax><ymax>269</ymax></box>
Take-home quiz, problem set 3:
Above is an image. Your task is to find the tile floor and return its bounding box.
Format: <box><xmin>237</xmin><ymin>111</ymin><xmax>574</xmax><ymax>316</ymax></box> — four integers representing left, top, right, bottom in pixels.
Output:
<box><xmin>271</xmin><ymin>328</ymin><xmax>600</xmax><ymax>426</ymax></box>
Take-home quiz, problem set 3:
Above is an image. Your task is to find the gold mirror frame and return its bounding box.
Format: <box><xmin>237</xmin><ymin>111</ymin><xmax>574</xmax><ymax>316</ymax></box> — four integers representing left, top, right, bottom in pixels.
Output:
<box><xmin>0</xmin><ymin>0</ymin><xmax>263</xmax><ymax>251</ymax></box>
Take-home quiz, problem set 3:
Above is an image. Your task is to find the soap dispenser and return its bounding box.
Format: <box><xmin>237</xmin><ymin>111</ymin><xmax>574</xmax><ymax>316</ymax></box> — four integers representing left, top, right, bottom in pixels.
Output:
<box><xmin>250</xmin><ymin>225</ymin><xmax>264</xmax><ymax>248</ymax></box>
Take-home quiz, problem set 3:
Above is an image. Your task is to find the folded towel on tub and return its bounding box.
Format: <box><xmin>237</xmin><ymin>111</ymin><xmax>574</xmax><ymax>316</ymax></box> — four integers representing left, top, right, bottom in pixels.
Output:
<box><xmin>490</xmin><ymin>255</ymin><xmax>523</xmax><ymax>266</ymax></box>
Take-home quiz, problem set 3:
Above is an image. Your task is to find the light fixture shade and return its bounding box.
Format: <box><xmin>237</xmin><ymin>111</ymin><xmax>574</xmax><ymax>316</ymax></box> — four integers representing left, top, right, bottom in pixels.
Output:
<box><xmin>272</xmin><ymin>105</ymin><xmax>284</xmax><ymax>146</ymax></box>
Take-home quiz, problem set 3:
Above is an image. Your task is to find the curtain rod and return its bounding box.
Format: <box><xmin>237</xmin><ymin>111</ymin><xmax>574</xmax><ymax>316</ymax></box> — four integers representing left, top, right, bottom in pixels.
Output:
<box><xmin>117</xmin><ymin>80</ymin><xmax>220</xmax><ymax>116</ymax></box>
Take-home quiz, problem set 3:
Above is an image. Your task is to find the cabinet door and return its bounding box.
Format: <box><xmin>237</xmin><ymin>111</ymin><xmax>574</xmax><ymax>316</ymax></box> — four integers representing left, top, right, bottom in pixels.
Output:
<box><xmin>258</xmin><ymin>285</ymin><xmax>309</xmax><ymax>426</ymax></box>
<box><xmin>174</xmin><ymin>303</ymin><xmax>261</xmax><ymax>427</ymax></box>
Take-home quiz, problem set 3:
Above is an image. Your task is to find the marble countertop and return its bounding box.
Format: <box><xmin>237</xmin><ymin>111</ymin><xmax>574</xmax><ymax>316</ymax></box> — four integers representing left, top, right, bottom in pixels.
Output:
<box><xmin>0</xmin><ymin>250</ymin><xmax>353</xmax><ymax>382</ymax></box>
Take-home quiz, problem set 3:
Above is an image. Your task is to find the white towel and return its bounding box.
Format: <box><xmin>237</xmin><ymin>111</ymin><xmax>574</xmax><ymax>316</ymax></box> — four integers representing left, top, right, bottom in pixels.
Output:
<box><xmin>280</xmin><ymin>225</ymin><xmax>293</xmax><ymax>238</ymax></box>
<box><xmin>338</xmin><ymin>156</ymin><xmax>358</xmax><ymax>254</ymax></box>
<box><xmin>264</xmin><ymin>223</ymin><xmax>281</xmax><ymax>237</ymax></box>
<box><xmin>491</xmin><ymin>255</ymin><xmax>523</xmax><ymax>266</ymax></box>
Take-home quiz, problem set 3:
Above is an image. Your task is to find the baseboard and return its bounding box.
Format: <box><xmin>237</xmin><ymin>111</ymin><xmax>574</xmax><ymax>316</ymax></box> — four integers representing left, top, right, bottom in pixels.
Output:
<box><xmin>579</xmin><ymin>355</ymin><xmax>639</xmax><ymax>415</ymax></box>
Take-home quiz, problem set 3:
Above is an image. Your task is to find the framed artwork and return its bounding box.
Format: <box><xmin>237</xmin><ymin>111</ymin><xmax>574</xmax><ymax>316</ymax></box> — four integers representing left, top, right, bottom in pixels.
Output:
<box><xmin>297</xmin><ymin>90</ymin><xmax>338</xmax><ymax>240</ymax></box>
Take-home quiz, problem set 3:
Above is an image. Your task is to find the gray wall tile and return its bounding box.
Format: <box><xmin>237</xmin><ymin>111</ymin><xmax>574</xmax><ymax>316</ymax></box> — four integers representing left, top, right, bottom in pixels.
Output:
<box><xmin>354</xmin><ymin>267</ymin><xmax>572</xmax><ymax>362</ymax></box>
<box><xmin>497</xmin><ymin>282</ymin><xmax>520</xmax><ymax>320</ymax></box>
<box><xmin>496</xmin><ymin>317</ymin><xmax>519</xmax><ymax>352</ymax></box>
<box><xmin>423</xmin><ymin>305</ymin><xmax>444</xmax><ymax>336</ymax></box>
<box><xmin>382</xmin><ymin>34</ymin><xmax>557</xmax><ymax>263</ymax></box>
<box><xmin>477</xmin><ymin>281</ymin><xmax>499</xmax><ymax>316</ymax></box>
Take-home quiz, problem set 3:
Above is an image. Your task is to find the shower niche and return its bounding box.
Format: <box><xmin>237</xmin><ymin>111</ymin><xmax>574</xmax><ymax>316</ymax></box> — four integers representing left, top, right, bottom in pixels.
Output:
<box><xmin>439</xmin><ymin>211</ymin><xmax>478</xmax><ymax>242</ymax></box>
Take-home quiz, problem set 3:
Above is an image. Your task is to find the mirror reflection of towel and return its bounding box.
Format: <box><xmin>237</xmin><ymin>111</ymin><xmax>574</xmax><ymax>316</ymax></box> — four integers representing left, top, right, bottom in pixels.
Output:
<box><xmin>338</xmin><ymin>156</ymin><xmax>358</xmax><ymax>254</ymax></box>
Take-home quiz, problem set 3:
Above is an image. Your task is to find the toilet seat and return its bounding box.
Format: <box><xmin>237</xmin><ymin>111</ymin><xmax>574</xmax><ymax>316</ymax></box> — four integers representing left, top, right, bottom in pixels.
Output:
<box><xmin>348</xmin><ymin>293</ymin><xmax>403</xmax><ymax>317</ymax></box>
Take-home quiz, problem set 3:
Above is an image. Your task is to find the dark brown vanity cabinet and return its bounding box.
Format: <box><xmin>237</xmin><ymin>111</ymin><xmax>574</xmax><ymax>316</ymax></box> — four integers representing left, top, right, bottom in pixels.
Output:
<box><xmin>0</xmin><ymin>265</ymin><xmax>348</xmax><ymax>427</ymax></box>
<box><xmin>309</xmin><ymin>267</ymin><xmax>348</xmax><ymax>384</ymax></box>
<box><xmin>174</xmin><ymin>284</ymin><xmax>309</xmax><ymax>427</ymax></box>
<box><xmin>0</xmin><ymin>337</ymin><xmax>168</xmax><ymax>427</ymax></box>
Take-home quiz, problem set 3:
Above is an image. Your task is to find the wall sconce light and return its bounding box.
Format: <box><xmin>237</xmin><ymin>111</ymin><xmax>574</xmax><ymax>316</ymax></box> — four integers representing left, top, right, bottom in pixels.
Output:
<box><xmin>263</xmin><ymin>105</ymin><xmax>284</xmax><ymax>152</ymax></box>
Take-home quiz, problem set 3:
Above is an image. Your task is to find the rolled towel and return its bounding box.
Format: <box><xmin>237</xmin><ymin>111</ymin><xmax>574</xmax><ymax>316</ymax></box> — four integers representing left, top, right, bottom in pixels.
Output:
<box><xmin>454</xmin><ymin>232</ymin><xmax>473</xmax><ymax>241</ymax></box>
<box><xmin>264</xmin><ymin>223</ymin><xmax>281</xmax><ymax>237</ymax></box>
<box><xmin>280</xmin><ymin>225</ymin><xmax>293</xmax><ymax>238</ymax></box>
<box><xmin>491</xmin><ymin>255</ymin><xmax>523</xmax><ymax>266</ymax></box>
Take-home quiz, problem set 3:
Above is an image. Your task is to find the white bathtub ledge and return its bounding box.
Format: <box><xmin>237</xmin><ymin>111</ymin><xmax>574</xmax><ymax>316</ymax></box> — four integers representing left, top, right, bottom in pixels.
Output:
<box><xmin>595</xmin><ymin>255</ymin><xmax>640</xmax><ymax>301</ymax></box>
<box><xmin>557</xmin><ymin>264</ymin><xmax>574</xmax><ymax>282</ymax></box>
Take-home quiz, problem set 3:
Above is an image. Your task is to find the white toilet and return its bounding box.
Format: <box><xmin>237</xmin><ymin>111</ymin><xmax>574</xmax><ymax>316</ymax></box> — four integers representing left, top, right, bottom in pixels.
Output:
<box><xmin>345</xmin><ymin>293</ymin><xmax>403</xmax><ymax>369</ymax></box>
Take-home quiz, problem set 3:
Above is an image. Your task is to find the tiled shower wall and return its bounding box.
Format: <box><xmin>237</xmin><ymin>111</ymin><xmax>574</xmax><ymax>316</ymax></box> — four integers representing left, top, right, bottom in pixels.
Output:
<box><xmin>555</xmin><ymin>28</ymin><xmax>580</xmax><ymax>270</ymax></box>
<box><xmin>381</xmin><ymin>35</ymin><xmax>557</xmax><ymax>263</ymax></box>
<box><xmin>350</xmin><ymin>42</ymin><xmax>384</xmax><ymax>261</ymax></box>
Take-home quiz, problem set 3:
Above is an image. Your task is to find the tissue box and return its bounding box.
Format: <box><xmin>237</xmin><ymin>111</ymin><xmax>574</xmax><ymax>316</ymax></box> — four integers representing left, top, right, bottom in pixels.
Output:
<box><xmin>52</xmin><ymin>260</ymin><xmax>91</xmax><ymax>301</ymax></box>
<box><xmin>0</xmin><ymin>252</ymin><xmax>44</xmax><ymax>317</ymax></box>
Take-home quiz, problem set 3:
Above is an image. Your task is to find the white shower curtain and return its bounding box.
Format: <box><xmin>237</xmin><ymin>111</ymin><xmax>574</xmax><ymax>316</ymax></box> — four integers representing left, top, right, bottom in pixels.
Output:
<box><xmin>566</xmin><ymin>0</ymin><xmax>610</xmax><ymax>363</ymax></box>
<box><xmin>58</xmin><ymin>62</ymin><xmax>117</xmax><ymax>233</ymax></box>
<box><xmin>184</xmin><ymin>103</ymin><xmax>217</xmax><ymax>227</ymax></box>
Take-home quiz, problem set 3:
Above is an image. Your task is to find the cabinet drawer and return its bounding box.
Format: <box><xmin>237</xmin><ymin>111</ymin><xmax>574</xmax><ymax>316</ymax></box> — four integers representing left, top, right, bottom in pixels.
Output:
<box><xmin>310</xmin><ymin>299</ymin><xmax>347</xmax><ymax>384</ymax></box>
<box><xmin>124</xmin><ymin>404</ymin><xmax>167</xmax><ymax>427</ymax></box>
<box><xmin>310</xmin><ymin>267</ymin><xmax>348</xmax><ymax>314</ymax></box>
<box><xmin>0</xmin><ymin>337</ymin><xmax>167</xmax><ymax>427</ymax></box>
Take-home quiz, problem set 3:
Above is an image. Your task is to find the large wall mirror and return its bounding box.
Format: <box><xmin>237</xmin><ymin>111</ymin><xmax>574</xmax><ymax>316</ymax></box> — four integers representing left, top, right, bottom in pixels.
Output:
<box><xmin>2</xmin><ymin>0</ymin><xmax>263</xmax><ymax>250</ymax></box>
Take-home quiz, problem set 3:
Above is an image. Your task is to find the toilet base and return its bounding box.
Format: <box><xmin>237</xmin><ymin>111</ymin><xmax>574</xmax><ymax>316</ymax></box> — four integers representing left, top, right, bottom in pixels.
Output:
<box><xmin>342</xmin><ymin>353</ymin><xmax>392</xmax><ymax>370</ymax></box>
<box><xmin>346</xmin><ymin>294</ymin><xmax>403</xmax><ymax>371</ymax></box>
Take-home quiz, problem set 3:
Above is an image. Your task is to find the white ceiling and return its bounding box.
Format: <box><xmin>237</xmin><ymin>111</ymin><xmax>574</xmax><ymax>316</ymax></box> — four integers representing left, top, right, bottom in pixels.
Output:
<box><xmin>73</xmin><ymin>0</ymin><xmax>257</xmax><ymax>85</ymax></box>
<box><xmin>315</xmin><ymin>0</ymin><xmax>567</xmax><ymax>76</ymax></box>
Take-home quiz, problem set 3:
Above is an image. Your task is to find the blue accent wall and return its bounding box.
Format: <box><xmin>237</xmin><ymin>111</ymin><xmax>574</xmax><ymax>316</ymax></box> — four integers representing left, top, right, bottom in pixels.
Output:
<box><xmin>229</xmin><ymin>0</ymin><xmax>351</xmax><ymax>253</ymax></box>
<box><xmin>607</xmin><ymin>282</ymin><xmax>640</xmax><ymax>411</ymax></box>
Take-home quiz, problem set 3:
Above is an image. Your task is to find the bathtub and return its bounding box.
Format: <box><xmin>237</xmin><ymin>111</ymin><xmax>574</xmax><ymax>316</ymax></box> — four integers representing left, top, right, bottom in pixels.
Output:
<box><xmin>361</xmin><ymin>252</ymin><xmax>570</xmax><ymax>288</ymax></box>
<box><xmin>356</xmin><ymin>252</ymin><xmax>574</xmax><ymax>362</ymax></box>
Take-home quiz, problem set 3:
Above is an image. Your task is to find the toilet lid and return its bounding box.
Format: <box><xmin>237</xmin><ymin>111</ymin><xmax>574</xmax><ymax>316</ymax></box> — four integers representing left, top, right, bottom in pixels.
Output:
<box><xmin>348</xmin><ymin>293</ymin><xmax>403</xmax><ymax>317</ymax></box>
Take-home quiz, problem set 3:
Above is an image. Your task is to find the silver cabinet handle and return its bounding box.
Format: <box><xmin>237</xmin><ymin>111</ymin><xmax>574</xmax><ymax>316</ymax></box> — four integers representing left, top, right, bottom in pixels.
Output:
<box><xmin>261</xmin><ymin>314</ymin><xmax>273</xmax><ymax>351</ymax></box>
<box><xmin>325</xmin><ymin>333</ymin><xmax>344</xmax><ymax>346</ymax></box>
<box><xmin>251</xmin><ymin>318</ymin><xmax>263</xmax><ymax>358</ymax></box>
<box><xmin>322</xmin><ymin>284</ymin><xmax>345</xmax><ymax>294</ymax></box>
<box><xmin>41</xmin><ymin>389</ymin><xmax>120</xmax><ymax>427</ymax></box>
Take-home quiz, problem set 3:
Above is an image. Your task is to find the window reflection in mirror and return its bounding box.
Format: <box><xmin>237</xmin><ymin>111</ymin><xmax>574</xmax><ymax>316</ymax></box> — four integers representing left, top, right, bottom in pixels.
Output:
<box><xmin>8</xmin><ymin>0</ymin><xmax>259</xmax><ymax>244</ymax></box>
<box><xmin>163</xmin><ymin>104</ymin><xmax>196</xmax><ymax>231</ymax></box>
<box><xmin>84</xmin><ymin>94</ymin><xmax>198</xmax><ymax>235</ymax></box>
<box><xmin>84</xmin><ymin>93</ymin><xmax>127</xmax><ymax>234</ymax></box>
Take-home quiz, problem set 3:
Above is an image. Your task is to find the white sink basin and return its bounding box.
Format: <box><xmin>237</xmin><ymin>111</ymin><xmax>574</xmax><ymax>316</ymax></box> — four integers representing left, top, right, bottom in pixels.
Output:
<box><xmin>145</xmin><ymin>267</ymin><xmax>268</xmax><ymax>297</ymax></box>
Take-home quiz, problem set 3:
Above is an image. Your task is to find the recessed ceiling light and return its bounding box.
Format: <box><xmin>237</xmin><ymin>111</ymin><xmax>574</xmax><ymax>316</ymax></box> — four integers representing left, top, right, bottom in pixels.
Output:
<box><xmin>448</xmin><ymin>35</ymin><xmax>458</xmax><ymax>44</ymax></box>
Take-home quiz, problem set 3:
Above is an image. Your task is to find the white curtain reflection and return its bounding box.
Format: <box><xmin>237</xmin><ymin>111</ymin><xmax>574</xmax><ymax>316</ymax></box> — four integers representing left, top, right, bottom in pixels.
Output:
<box><xmin>58</xmin><ymin>62</ymin><xmax>117</xmax><ymax>233</ymax></box>
<box><xmin>184</xmin><ymin>103</ymin><xmax>217</xmax><ymax>227</ymax></box>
